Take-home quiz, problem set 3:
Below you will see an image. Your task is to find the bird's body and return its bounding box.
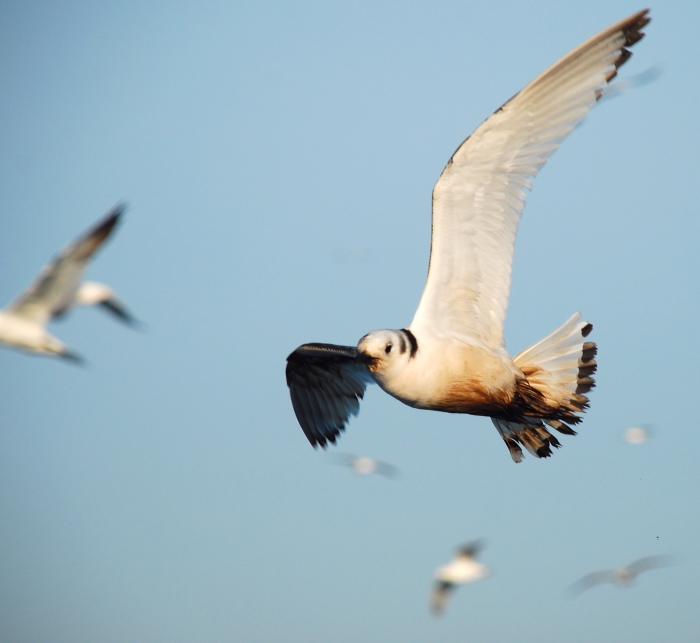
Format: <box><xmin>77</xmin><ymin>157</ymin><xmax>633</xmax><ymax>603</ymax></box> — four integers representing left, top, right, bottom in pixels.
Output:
<box><xmin>0</xmin><ymin>204</ymin><xmax>135</xmax><ymax>362</ymax></box>
<box><xmin>364</xmin><ymin>331</ymin><xmax>518</xmax><ymax>415</ymax></box>
<box><xmin>286</xmin><ymin>11</ymin><xmax>650</xmax><ymax>462</ymax></box>
<box><xmin>334</xmin><ymin>453</ymin><xmax>399</xmax><ymax>478</ymax></box>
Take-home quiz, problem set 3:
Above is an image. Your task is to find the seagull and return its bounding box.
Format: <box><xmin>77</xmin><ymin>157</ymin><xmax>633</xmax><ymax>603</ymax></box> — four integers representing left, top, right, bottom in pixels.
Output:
<box><xmin>286</xmin><ymin>11</ymin><xmax>650</xmax><ymax>462</ymax></box>
<box><xmin>333</xmin><ymin>453</ymin><xmax>399</xmax><ymax>478</ymax></box>
<box><xmin>0</xmin><ymin>204</ymin><xmax>133</xmax><ymax>362</ymax></box>
<box><xmin>431</xmin><ymin>541</ymin><xmax>490</xmax><ymax>616</ymax></box>
<box><xmin>569</xmin><ymin>555</ymin><xmax>673</xmax><ymax>595</ymax></box>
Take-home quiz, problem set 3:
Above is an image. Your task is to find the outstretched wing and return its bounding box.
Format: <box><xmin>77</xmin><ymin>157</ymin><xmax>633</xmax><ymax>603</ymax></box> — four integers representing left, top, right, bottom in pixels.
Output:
<box><xmin>430</xmin><ymin>580</ymin><xmax>455</xmax><ymax>616</ymax></box>
<box><xmin>569</xmin><ymin>569</ymin><xmax>617</xmax><ymax>595</ymax></box>
<box><xmin>626</xmin><ymin>554</ymin><xmax>673</xmax><ymax>576</ymax></box>
<box><xmin>8</xmin><ymin>204</ymin><xmax>125</xmax><ymax>325</ymax></box>
<box><xmin>410</xmin><ymin>10</ymin><xmax>650</xmax><ymax>349</ymax></box>
<box><xmin>458</xmin><ymin>541</ymin><xmax>484</xmax><ymax>560</ymax></box>
<box><xmin>286</xmin><ymin>343</ymin><xmax>374</xmax><ymax>448</ymax></box>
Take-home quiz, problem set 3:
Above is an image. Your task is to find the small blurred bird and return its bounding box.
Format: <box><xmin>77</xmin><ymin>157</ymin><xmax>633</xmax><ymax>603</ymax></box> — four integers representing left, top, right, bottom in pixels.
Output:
<box><xmin>431</xmin><ymin>541</ymin><xmax>490</xmax><ymax>616</ymax></box>
<box><xmin>333</xmin><ymin>453</ymin><xmax>398</xmax><ymax>478</ymax></box>
<box><xmin>569</xmin><ymin>555</ymin><xmax>673</xmax><ymax>595</ymax></box>
<box><xmin>0</xmin><ymin>204</ymin><xmax>138</xmax><ymax>362</ymax></box>
<box><xmin>624</xmin><ymin>426</ymin><xmax>650</xmax><ymax>444</ymax></box>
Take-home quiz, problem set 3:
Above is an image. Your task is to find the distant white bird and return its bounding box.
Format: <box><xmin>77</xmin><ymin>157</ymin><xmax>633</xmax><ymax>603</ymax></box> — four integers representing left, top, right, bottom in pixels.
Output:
<box><xmin>334</xmin><ymin>453</ymin><xmax>398</xmax><ymax>478</ymax></box>
<box><xmin>0</xmin><ymin>204</ymin><xmax>134</xmax><ymax>362</ymax></box>
<box><xmin>431</xmin><ymin>542</ymin><xmax>490</xmax><ymax>616</ymax></box>
<box><xmin>624</xmin><ymin>426</ymin><xmax>650</xmax><ymax>444</ymax></box>
<box><xmin>286</xmin><ymin>11</ymin><xmax>650</xmax><ymax>462</ymax></box>
<box><xmin>570</xmin><ymin>555</ymin><xmax>673</xmax><ymax>595</ymax></box>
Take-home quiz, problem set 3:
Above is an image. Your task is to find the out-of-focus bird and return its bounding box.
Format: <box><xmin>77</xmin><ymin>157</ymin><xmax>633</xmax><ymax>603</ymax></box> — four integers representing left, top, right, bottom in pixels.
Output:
<box><xmin>624</xmin><ymin>426</ymin><xmax>650</xmax><ymax>444</ymax></box>
<box><xmin>333</xmin><ymin>453</ymin><xmax>398</xmax><ymax>478</ymax></box>
<box><xmin>0</xmin><ymin>204</ymin><xmax>135</xmax><ymax>362</ymax></box>
<box><xmin>286</xmin><ymin>10</ymin><xmax>652</xmax><ymax>462</ymax></box>
<box><xmin>431</xmin><ymin>541</ymin><xmax>490</xmax><ymax>616</ymax></box>
<box><xmin>569</xmin><ymin>555</ymin><xmax>673</xmax><ymax>595</ymax></box>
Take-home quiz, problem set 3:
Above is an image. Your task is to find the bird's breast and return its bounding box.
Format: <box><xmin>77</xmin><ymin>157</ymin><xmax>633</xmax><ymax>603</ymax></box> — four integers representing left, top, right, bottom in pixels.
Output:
<box><xmin>375</xmin><ymin>340</ymin><xmax>518</xmax><ymax>415</ymax></box>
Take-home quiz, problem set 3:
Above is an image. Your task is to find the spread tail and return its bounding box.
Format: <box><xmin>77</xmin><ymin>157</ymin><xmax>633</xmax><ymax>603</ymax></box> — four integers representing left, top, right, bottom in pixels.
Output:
<box><xmin>493</xmin><ymin>313</ymin><xmax>597</xmax><ymax>463</ymax></box>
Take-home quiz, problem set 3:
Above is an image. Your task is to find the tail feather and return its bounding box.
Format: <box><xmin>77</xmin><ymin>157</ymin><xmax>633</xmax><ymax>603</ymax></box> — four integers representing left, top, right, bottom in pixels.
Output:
<box><xmin>493</xmin><ymin>313</ymin><xmax>597</xmax><ymax>463</ymax></box>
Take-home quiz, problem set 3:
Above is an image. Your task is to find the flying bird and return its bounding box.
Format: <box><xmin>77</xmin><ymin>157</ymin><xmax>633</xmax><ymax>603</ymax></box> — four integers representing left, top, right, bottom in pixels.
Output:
<box><xmin>333</xmin><ymin>453</ymin><xmax>398</xmax><ymax>478</ymax></box>
<box><xmin>624</xmin><ymin>425</ymin><xmax>651</xmax><ymax>444</ymax></box>
<box><xmin>569</xmin><ymin>555</ymin><xmax>673</xmax><ymax>595</ymax></box>
<box><xmin>431</xmin><ymin>541</ymin><xmax>490</xmax><ymax>616</ymax></box>
<box><xmin>286</xmin><ymin>11</ymin><xmax>651</xmax><ymax>462</ymax></box>
<box><xmin>0</xmin><ymin>204</ymin><xmax>134</xmax><ymax>362</ymax></box>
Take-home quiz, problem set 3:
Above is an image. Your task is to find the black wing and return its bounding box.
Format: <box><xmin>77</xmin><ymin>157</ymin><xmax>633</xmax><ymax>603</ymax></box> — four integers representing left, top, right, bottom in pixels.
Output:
<box><xmin>458</xmin><ymin>541</ymin><xmax>485</xmax><ymax>559</ymax></box>
<box><xmin>286</xmin><ymin>343</ymin><xmax>373</xmax><ymax>448</ymax></box>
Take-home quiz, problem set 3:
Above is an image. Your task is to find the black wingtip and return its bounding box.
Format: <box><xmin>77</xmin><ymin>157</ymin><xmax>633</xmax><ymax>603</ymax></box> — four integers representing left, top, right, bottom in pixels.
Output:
<box><xmin>59</xmin><ymin>349</ymin><xmax>87</xmax><ymax>367</ymax></box>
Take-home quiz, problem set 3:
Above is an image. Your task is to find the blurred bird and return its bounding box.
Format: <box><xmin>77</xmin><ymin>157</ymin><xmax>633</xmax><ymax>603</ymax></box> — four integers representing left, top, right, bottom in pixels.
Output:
<box><xmin>333</xmin><ymin>453</ymin><xmax>398</xmax><ymax>478</ymax></box>
<box><xmin>431</xmin><ymin>541</ymin><xmax>490</xmax><ymax>616</ymax></box>
<box><xmin>569</xmin><ymin>555</ymin><xmax>673</xmax><ymax>595</ymax></box>
<box><xmin>624</xmin><ymin>426</ymin><xmax>650</xmax><ymax>444</ymax></box>
<box><xmin>0</xmin><ymin>204</ymin><xmax>136</xmax><ymax>362</ymax></box>
<box><xmin>286</xmin><ymin>10</ymin><xmax>651</xmax><ymax>462</ymax></box>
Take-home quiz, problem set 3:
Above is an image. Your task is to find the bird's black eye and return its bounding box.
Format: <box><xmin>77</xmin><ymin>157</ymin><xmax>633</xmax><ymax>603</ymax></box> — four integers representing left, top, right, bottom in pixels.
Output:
<box><xmin>385</xmin><ymin>344</ymin><xmax>392</xmax><ymax>354</ymax></box>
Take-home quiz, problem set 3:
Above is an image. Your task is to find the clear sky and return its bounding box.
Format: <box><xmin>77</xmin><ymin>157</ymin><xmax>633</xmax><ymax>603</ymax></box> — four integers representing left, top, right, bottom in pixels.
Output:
<box><xmin>0</xmin><ymin>1</ymin><xmax>698</xmax><ymax>642</ymax></box>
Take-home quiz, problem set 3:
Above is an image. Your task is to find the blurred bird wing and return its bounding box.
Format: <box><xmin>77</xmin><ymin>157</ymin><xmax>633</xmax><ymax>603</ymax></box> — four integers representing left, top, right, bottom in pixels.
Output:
<box><xmin>7</xmin><ymin>205</ymin><xmax>124</xmax><ymax>325</ymax></box>
<box><xmin>410</xmin><ymin>10</ymin><xmax>650</xmax><ymax>349</ymax></box>
<box><xmin>458</xmin><ymin>540</ymin><xmax>485</xmax><ymax>559</ymax></box>
<box><xmin>98</xmin><ymin>296</ymin><xmax>140</xmax><ymax>327</ymax></box>
<box><xmin>626</xmin><ymin>554</ymin><xmax>673</xmax><ymax>576</ymax></box>
<box><xmin>430</xmin><ymin>580</ymin><xmax>455</xmax><ymax>616</ymax></box>
<box><xmin>569</xmin><ymin>569</ymin><xmax>617</xmax><ymax>594</ymax></box>
<box><xmin>286</xmin><ymin>343</ymin><xmax>374</xmax><ymax>448</ymax></box>
<box><xmin>334</xmin><ymin>452</ymin><xmax>359</xmax><ymax>467</ymax></box>
<box><xmin>374</xmin><ymin>460</ymin><xmax>399</xmax><ymax>478</ymax></box>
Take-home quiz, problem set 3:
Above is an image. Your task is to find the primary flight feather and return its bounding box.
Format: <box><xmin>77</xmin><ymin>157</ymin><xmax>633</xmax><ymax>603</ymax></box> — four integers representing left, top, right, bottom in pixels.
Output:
<box><xmin>286</xmin><ymin>10</ymin><xmax>650</xmax><ymax>462</ymax></box>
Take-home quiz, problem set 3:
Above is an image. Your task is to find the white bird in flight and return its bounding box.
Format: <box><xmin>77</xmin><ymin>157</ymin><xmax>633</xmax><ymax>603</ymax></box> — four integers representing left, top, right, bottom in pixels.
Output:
<box><xmin>569</xmin><ymin>555</ymin><xmax>673</xmax><ymax>595</ymax></box>
<box><xmin>333</xmin><ymin>453</ymin><xmax>399</xmax><ymax>478</ymax></box>
<box><xmin>0</xmin><ymin>204</ymin><xmax>136</xmax><ymax>362</ymax></box>
<box><xmin>431</xmin><ymin>541</ymin><xmax>490</xmax><ymax>616</ymax></box>
<box><xmin>286</xmin><ymin>11</ymin><xmax>650</xmax><ymax>462</ymax></box>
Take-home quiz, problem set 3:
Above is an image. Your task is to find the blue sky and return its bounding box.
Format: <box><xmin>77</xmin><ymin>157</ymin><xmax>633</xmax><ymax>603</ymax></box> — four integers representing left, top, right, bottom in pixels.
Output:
<box><xmin>1</xmin><ymin>1</ymin><xmax>698</xmax><ymax>641</ymax></box>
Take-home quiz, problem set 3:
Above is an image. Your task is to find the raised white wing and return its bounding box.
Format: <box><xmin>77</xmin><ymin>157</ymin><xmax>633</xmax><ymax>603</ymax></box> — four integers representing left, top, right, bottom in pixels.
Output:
<box><xmin>410</xmin><ymin>10</ymin><xmax>650</xmax><ymax>349</ymax></box>
<box><xmin>7</xmin><ymin>205</ymin><xmax>124</xmax><ymax>326</ymax></box>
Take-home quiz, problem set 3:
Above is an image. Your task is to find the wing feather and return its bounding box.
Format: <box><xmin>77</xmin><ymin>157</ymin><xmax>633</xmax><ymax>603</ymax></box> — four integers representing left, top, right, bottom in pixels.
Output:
<box><xmin>286</xmin><ymin>343</ymin><xmax>373</xmax><ymax>447</ymax></box>
<box><xmin>626</xmin><ymin>554</ymin><xmax>673</xmax><ymax>576</ymax></box>
<box><xmin>8</xmin><ymin>204</ymin><xmax>125</xmax><ymax>325</ymax></box>
<box><xmin>410</xmin><ymin>11</ymin><xmax>650</xmax><ymax>348</ymax></box>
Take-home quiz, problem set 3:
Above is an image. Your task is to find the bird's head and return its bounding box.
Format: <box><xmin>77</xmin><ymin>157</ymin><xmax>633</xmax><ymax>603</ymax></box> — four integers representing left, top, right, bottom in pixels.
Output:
<box><xmin>357</xmin><ymin>329</ymin><xmax>416</xmax><ymax>377</ymax></box>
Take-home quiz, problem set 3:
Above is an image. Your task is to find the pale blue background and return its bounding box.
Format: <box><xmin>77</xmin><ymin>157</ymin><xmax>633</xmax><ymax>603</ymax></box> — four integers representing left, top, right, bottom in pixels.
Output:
<box><xmin>0</xmin><ymin>1</ymin><xmax>698</xmax><ymax>641</ymax></box>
